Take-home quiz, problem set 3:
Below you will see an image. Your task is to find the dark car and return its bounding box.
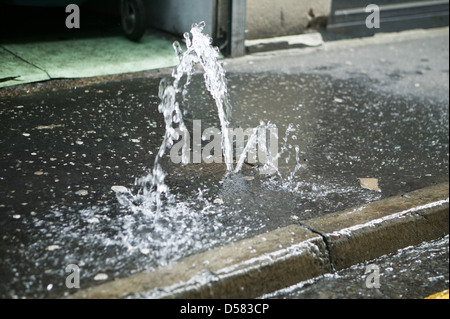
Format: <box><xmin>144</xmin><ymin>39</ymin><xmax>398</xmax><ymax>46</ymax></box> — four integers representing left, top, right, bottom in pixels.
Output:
<box><xmin>0</xmin><ymin>0</ymin><xmax>149</xmax><ymax>41</ymax></box>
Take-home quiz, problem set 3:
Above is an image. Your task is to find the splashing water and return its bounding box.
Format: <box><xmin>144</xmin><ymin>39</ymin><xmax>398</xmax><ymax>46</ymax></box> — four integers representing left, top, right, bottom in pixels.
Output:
<box><xmin>116</xmin><ymin>21</ymin><xmax>284</xmax><ymax>220</ymax></box>
<box><xmin>116</xmin><ymin>22</ymin><xmax>236</xmax><ymax>214</ymax></box>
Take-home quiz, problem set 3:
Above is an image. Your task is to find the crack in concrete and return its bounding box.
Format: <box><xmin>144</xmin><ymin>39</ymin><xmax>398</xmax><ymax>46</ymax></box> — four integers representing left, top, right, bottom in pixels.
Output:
<box><xmin>1</xmin><ymin>45</ymin><xmax>52</xmax><ymax>79</ymax></box>
<box><xmin>298</xmin><ymin>222</ymin><xmax>337</xmax><ymax>272</ymax></box>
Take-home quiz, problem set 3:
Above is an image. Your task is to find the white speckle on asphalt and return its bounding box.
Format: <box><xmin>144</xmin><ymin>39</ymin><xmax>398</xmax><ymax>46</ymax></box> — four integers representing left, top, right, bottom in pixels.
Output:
<box><xmin>75</xmin><ymin>190</ymin><xmax>88</xmax><ymax>196</ymax></box>
<box><xmin>94</xmin><ymin>273</ymin><xmax>108</xmax><ymax>281</ymax></box>
<box><xmin>46</xmin><ymin>245</ymin><xmax>61</xmax><ymax>251</ymax></box>
<box><xmin>87</xmin><ymin>217</ymin><xmax>100</xmax><ymax>224</ymax></box>
<box><xmin>111</xmin><ymin>186</ymin><xmax>128</xmax><ymax>193</ymax></box>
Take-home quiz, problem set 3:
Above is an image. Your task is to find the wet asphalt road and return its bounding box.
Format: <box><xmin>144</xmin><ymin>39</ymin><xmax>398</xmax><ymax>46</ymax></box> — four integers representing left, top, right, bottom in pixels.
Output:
<box><xmin>0</xmin><ymin>32</ymin><xmax>449</xmax><ymax>298</ymax></box>
<box><xmin>0</xmin><ymin>72</ymin><xmax>448</xmax><ymax>299</ymax></box>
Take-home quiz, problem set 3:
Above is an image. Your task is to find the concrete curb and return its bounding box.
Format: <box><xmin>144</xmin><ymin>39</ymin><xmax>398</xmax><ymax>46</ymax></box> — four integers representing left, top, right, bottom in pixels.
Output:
<box><xmin>302</xmin><ymin>183</ymin><xmax>449</xmax><ymax>271</ymax></box>
<box><xmin>68</xmin><ymin>225</ymin><xmax>331</xmax><ymax>299</ymax></box>
<box><xmin>68</xmin><ymin>182</ymin><xmax>448</xmax><ymax>299</ymax></box>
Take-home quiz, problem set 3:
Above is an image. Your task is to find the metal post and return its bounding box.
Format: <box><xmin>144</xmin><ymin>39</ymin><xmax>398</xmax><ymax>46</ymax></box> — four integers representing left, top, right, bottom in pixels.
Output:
<box><xmin>228</xmin><ymin>0</ymin><xmax>247</xmax><ymax>57</ymax></box>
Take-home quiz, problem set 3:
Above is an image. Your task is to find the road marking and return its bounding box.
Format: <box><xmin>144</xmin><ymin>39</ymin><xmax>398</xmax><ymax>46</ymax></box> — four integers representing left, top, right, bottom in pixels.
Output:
<box><xmin>425</xmin><ymin>290</ymin><xmax>449</xmax><ymax>299</ymax></box>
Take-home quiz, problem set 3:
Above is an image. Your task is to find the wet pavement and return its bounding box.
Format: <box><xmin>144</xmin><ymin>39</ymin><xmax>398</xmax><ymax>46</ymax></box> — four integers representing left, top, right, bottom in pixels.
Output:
<box><xmin>1</xmin><ymin>30</ymin><xmax>449</xmax><ymax>299</ymax></box>
<box><xmin>262</xmin><ymin>235</ymin><xmax>449</xmax><ymax>299</ymax></box>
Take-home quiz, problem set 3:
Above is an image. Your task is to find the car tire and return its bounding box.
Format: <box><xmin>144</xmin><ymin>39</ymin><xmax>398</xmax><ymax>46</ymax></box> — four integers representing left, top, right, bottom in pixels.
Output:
<box><xmin>120</xmin><ymin>0</ymin><xmax>146</xmax><ymax>41</ymax></box>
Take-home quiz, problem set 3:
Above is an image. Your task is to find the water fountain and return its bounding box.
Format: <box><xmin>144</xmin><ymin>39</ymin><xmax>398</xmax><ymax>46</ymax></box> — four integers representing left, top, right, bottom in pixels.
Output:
<box><xmin>115</xmin><ymin>22</ymin><xmax>280</xmax><ymax>215</ymax></box>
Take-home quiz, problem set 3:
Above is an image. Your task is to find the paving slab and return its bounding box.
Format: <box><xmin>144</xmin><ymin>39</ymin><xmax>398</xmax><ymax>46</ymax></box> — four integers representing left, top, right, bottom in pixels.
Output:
<box><xmin>0</xmin><ymin>31</ymin><xmax>178</xmax><ymax>88</ymax></box>
<box><xmin>0</xmin><ymin>47</ymin><xmax>50</xmax><ymax>86</ymax></box>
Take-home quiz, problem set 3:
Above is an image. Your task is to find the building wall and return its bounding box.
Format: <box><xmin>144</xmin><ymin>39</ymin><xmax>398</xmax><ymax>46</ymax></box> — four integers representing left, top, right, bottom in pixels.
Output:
<box><xmin>246</xmin><ymin>0</ymin><xmax>332</xmax><ymax>39</ymax></box>
<box><xmin>146</xmin><ymin>0</ymin><xmax>216</xmax><ymax>38</ymax></box>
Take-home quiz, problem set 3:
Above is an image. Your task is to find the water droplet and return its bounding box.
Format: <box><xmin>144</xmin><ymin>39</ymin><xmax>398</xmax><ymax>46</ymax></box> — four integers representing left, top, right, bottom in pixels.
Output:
<box><xmin>111</xmin><ymin>186</ymin><xmax>128</xmax><ymax>193</ymax></box>
<box><xmin>46</xmin><ymin>245</ymin><xmax>60</xmax><ymax>251</ymax></box>
<box><xmin>87</xmin><ymin>217</ymin><xmax>100</xmax><ymax>224</ymax></box>
<box><xmin>75</xmin><ymin>190</ymin><xmax>88</xmax><ymax>196</ymax></box>
<box><xmin>94</xmin><ymin>273</ymin><xmax>108</xmax><ymax>281</ymax></box>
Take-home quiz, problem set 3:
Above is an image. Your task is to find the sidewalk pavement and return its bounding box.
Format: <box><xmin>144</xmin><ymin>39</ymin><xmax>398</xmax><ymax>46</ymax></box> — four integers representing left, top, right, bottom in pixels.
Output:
<box><xmin>0</xmin><ymin>30</ymin><xmax>178</xmax><ymax>88</ymax></box>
